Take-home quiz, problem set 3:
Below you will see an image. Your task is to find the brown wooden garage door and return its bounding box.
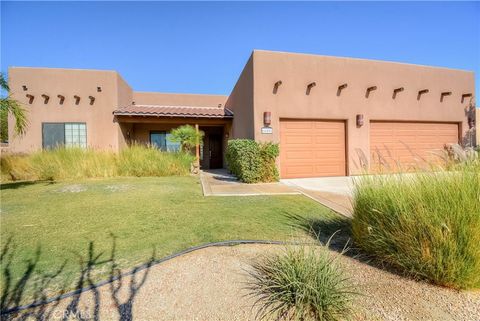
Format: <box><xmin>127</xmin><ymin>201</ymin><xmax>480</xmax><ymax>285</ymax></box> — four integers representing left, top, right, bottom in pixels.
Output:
<box><xmin>370</xmin><ymin>121</ymin><xmax>459</xmax><ymax>172</ymax></box>
<box><xmin>280</xmin><ymin>119</ymin><xmax>346</xmax><ymax>178</ymax></box>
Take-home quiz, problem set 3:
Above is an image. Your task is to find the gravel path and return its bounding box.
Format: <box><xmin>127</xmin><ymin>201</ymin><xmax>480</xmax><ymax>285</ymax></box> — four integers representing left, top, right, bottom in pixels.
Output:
<box><xmin>8</xmin><ymin>244</ymin><xmax>480</xmax><ymax>321</ymax></box>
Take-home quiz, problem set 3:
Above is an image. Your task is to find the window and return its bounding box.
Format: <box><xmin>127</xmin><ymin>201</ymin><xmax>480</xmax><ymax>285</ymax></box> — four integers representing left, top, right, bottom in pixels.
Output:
<box><xmin>65</xmin><ymin>123</ymin><xmax>87</xmax><ymax>148</ymax></box>
<box><xmin>42</xmin><ymin>122</ymin><xmax>87</xmax><ymax>149</ymax></box>
<box><xmin>150</xmin><ymin>131</ymin><xmax>180</xmax><ymax>152</ymax></box>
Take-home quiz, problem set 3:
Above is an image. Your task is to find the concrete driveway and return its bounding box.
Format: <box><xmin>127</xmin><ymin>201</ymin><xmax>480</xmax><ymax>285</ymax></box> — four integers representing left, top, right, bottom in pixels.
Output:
<box><xmin>281</xmin><ymin>176</ymin><xmax>356</xmax><ymax>217</ymax></box>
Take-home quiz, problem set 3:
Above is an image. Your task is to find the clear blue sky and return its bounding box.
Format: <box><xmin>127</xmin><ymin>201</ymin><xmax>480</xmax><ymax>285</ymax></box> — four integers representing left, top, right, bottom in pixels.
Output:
<box><xmin>1</xmin><ymin>1</ymin><xmax>479</xmax><ymax>100</ymax></box>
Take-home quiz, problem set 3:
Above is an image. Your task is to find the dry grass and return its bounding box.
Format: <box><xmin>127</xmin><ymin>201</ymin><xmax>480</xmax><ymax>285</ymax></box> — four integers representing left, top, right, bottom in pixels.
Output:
<box><xmin>352</xmin><ymin>159</ymin><xmax>480</xmax><ymax>289</ymax></box>
<box><xmin>0</xmin><ymin>145</ymin><xmax>194</xmax><ymax>181</ymax></box>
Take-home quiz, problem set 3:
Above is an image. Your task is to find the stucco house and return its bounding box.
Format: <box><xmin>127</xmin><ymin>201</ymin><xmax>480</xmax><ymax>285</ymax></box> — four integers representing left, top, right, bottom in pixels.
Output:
<box><xmin>7</xmin><ymin>50</ymin><xmax>477</xmax><ymax>178</ymax></box>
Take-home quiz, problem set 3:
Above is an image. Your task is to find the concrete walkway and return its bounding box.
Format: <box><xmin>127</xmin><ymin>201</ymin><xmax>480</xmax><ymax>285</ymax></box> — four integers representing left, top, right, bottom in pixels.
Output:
<box><xmin>281</xmin><ymin>177</ymin><xmax>355</xmax><ymax>217</ymax></box>
<box><xmin>200</xmin><ymin>170</ymin><xmax>354</xmax><ymax>217</ymax></box>
<box><xmin>200</xmin><ymin>169</ymin><xmax>300</xmax><ymax>196</ymax></box>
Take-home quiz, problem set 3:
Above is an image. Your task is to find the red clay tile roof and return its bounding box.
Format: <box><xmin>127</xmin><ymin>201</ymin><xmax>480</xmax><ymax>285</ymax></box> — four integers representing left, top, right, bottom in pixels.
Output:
<box><xmin>113</xmin><ymin>105</ymin><xmax>233</xmax><ymax>118</ymax></box>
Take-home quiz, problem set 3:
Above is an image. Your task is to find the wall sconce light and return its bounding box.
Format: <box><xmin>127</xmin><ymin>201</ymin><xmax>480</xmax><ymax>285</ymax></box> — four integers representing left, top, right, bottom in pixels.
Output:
<box><xmin>218</xmin><ymin>103</ymin><xmax>222</xmax><ymax>108</ymax></box>
<box><xmin>461</xmin><ymin>93</ymin><xmax>472</xmax><ymax>103</ymax></box>
<box><xmin>74</xmin><ymin>95</ymin><xmax>81</xmax><ymax>105</ymax></box>
<box><xmin>440</xmin><ymin>91</ymin><xmax>452</xmax><ymax>102</ymax></box>
<box><xmin>306</xmin><ymin>82</ymin><xmax>316</xmax><ymax>95</ymax></box>
<box><xmin>89</xmin><ymin>96</ymin><xmax>95</xmax><ymax>105</ymax></box>
<box><xmin>273</xmin><ymin>80</ymin><xmax>282</xmax><ymax>94</ymax></box>
<box><xmin>392</xmin><ymin>87</ymin><xmax>404</xmax><ymax>99</ymax></box>
<box><xmin>22</xmin><ymin>85</ymin><xmax>28</xmax><ymax>91</ymax></box>
<box><xmin>132</xmin><ymin>101</ymin><xmax>136</xmax><ymax>105</ymax></box>
<box><xmin>365</xmin><ymin>86</ymin><xmax>377</xmax><ymax>98</ymax></box>
<box><xmin>126</xmin><ymin>131</ymin><xmax>131</xmax><ymax>138</ymax></box>
<box><xmin>356</xmin><ymin>114</ymin><xmax>364</xmax><ymax>127</ymax></box>
<box><xmin>97</xmin><ymin>86</ymin><xmax>102</xmax><ymax>92</ymax></box>
<box><xmin>417</xmin><ymin>89</ymin><xmax>429</xmax><ymax>101</ymax></box>
<box><xmin>337</xmin><ymin>83</ymin><xmax>348</xmax><ymax>96</ymax></box>
<box><xmin>26</xmin><ymin>94</ymin><xmax>34</xmax><ymax>104</ymax></box>
<box><xmin>263</xmin><ymin>111</ymin><xmax>272</xmax><ymax>126</ymax></box>
<box><xmin>57</xmin><ymin>95</ymin><xmax>65</xmax><ymax>105</ymax></box>
<box><xmin>41</xmin><ymin>94</ymin><xmax>50</xmax><ymax>104</ymax></box>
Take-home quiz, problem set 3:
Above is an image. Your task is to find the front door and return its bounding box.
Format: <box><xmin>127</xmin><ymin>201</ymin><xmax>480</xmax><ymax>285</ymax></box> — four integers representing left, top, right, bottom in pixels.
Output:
<box><xmin>209</xmin><ymin>134</ymin><xmax>223</xmax><ymax>169</ymax></box>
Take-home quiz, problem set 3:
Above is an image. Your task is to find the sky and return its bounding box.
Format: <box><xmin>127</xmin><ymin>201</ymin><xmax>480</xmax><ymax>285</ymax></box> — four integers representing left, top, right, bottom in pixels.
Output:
<box><xmin>1</xmin><ymin>1</ymin><xmax>479</xmax><ymax>100</ymax></box>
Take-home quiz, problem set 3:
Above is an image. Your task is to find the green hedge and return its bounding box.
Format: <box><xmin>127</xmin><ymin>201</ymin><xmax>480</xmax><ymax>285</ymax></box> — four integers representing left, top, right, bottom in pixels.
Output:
<box><xmin>225</xmin><ymin>139</ymin><xmax>279</xmax><ymax>183</ymax></box>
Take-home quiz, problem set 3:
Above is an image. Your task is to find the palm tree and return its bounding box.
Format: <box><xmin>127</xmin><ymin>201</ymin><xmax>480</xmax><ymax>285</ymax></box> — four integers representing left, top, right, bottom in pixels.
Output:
<box><xmin>168</xmin><ymin>125</ymin><xmax>204</xmax><ymax>152</ymax></box>
<box><xmin>0</xmin><ymin>73</ymin><xmax>27</xmax><ymax>142</ymax></box>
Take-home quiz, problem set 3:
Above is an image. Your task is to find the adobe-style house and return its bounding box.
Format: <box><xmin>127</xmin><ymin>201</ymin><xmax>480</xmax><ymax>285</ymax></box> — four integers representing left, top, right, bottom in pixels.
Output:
<box><xmin>7</xmin><ymin>50</ymin><xmax>477</xmax><ymax>178</ymax></box>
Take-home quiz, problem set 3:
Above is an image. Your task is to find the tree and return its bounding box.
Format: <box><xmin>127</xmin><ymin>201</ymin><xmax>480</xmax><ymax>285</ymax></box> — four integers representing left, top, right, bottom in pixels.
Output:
<box><xmin>0</xmin><ymin>73</ymin><xmax>27</xmax><ymax>142</ymax></box>
<box><xmin>168</xmin><ymin>125</ymin><xmax>204</xmax><ymax>152</ymax></box>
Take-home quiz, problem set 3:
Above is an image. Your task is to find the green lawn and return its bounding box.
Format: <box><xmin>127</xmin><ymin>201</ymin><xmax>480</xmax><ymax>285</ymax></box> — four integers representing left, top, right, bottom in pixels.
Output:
<box><xmin>1</xmin><ymin>176</ymin><xmax>337</xmax><ymax>304</ymax></box>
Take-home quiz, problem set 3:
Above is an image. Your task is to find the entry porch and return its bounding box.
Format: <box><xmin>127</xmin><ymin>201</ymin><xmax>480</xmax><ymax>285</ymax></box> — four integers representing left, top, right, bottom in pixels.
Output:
<box><xmin>116</xmin><ymin>116</ymin><xmax>232</xmax><ymax>169</ymax></box>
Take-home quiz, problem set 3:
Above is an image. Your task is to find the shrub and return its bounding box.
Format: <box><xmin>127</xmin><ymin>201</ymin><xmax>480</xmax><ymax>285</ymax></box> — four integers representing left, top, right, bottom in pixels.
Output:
<box><xmin>0</xmin><ymin>145</ymin><xmax>194</xmax><ymax>181</ymax></box>
<box><xmin>352</xmin><ymin>160</ymin><xmax>480</xmax><ymax>289</ymax></box>
<box><xmin>247</xmin><ymin>245</ymin><xmax>355</xmax><ymax>321</ymax></box>
<box><xmin>225</xmin><ymin>139</ymin><xmax>279</xmax><ymax>183</ymax></box>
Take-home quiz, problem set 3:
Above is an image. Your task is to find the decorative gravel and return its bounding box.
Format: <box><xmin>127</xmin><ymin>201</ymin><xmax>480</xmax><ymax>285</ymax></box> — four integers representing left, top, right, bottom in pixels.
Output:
<box><xmin>9</xmin><ymin>244</ymin><xmax>480</xmax><ymax>321</ymax></box>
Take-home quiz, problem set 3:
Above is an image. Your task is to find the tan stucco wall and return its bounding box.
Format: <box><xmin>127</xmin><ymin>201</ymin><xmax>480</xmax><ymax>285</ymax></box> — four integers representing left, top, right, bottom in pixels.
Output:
<box><xmin>225</xmin><ymin>55</ymin><xmax>255</xmax><ymax>139</ymax></box>
<box><xmin>8</xmin><ymin>67</ymin><xmax>128</xmax><ymax>153</ymax></box>
<box><xmin>132</xmin><ymin>92</ymin><xmax>227</xmax><ymax>107</ymax></box>
<box><xmin>116</xmin><ymin>74</ymin><xmax>134</xmax><ymax>149</ymax></box>
<box><xmin>249</xmin><ymin>50</ymin><xmax>475</xmax><ymax>174</ymax></box>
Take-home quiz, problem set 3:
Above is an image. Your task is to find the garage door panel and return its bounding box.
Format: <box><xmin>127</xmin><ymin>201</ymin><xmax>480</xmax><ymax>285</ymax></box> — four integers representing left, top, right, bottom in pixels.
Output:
<box><xmin>280</xmin><ymin>120</ymin><xmax>346</xmax><ymax>178</ymax></box>
<box><xmin>285</xmin><ymin>150</ymin><xmax>315</xmax><ymax>160</ymax></box>
<box><xmin>284</xmin><ymin>122</ymin><xmax>315</xmax><ymax>130</ymax></box>
<box><xmin>370</xmin><ymin>121</ymin><xmax>458</xmax><ymax>172</ymax></box>
<box><xmin>284</xmin><ymin>135</ymin><xmax>314</xmax><ymax>144</ymax></box>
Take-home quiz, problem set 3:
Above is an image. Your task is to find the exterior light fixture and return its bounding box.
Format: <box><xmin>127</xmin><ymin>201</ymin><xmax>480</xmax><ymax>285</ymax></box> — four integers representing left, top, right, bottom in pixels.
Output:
<box><xmin>356</xmin><ymin>114</ymin><xmax>364</xmax><ymax>127</ymax></box>
<box><xmin>263</xmin><ymin>111</ymin><xmax>272</xmax><ymax>126</ymax></box>
<box><xmin>417</xmin><ymin>89</ymin><xmax>429</xmax><ymax>101</ymax></box>
<box><xmin>306</xmin><ymin>82</ymin><xmax>316</xmax><ymax>95</ymax></box>
<box><xmin>97</xmin><ymin>86</ymin><xmax>102</xmax><ymax>92</ymax></box>
<box><xmin>41</xmin><ymin>94</ymin><xmax>50</xmax><ymax>104</ymax></box>
<box><xmin>440</xmin><ymin>91</ymin><xmax>452</xmax><ymax>102</ymax></box>
<box><xmin>26</xmin><ymin>94</ymin><xmax>34</xmax><ymax>104</ymax></box>
<box><xmin>392</xmin><ymin>87</ymin><xmax>404</xmax><ymax>99</ymax></box>
<box><xmin>461</xmin><ymin>93</ymin><xmax>472</xmax><ymax>103</ymax></box>
<box><xmin>22</xmin><ymin>85</ymin><xmax>28</xmax><ymax>91</ymax></box>
<box><xmin>337</xmin><ymin>83</ymin><xmax>348</xmax><ymax>96</ymax></box>
<box><xmin>57</xmin><ymin>95</ymin><xmax>65</xmax><ymax>105</ymax></box>
<box><xmin>273</xmin><ymin>80</ymin><xmax>282</xmax><ymax>94</ymax></box>
<box><xmin>218</xmin><ymin>104</ymin><xmax>222</xmax><ymax>108</ymax></box>
<box><xmin>365</xmin><ymin>86</ymin><xmax>377</xmax><ymax>98</ymax></box>
<box><xmin>89</xmin><ymin>96</ymin><xmax>95</xmax><ymax>105</ymax></box>
<box><xmin>74</xmin><ymin>95</ymin><xmax>81</xmax><ymax>105</ymax></box>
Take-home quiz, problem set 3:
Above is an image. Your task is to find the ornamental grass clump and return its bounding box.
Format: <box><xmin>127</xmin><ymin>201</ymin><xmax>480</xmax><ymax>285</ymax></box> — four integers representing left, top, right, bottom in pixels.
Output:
<box><xmin>247</xmin><ymin>245</ymin><xmax>355</xmax><ymax>321</ymax></box>
<box><xmin>352</xmin><ymin>160</ymin><xmax>480</xmax><ymax>289</ymax></box>
<box><xmin>0</xmin><ymin>145</ymin><xmax>193</xmax><ymax>181</ymax></box>
<box><xmin>117</xmin><ymin>144</ymin><xmax>193</xmax><ymax>177</ymax></box>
